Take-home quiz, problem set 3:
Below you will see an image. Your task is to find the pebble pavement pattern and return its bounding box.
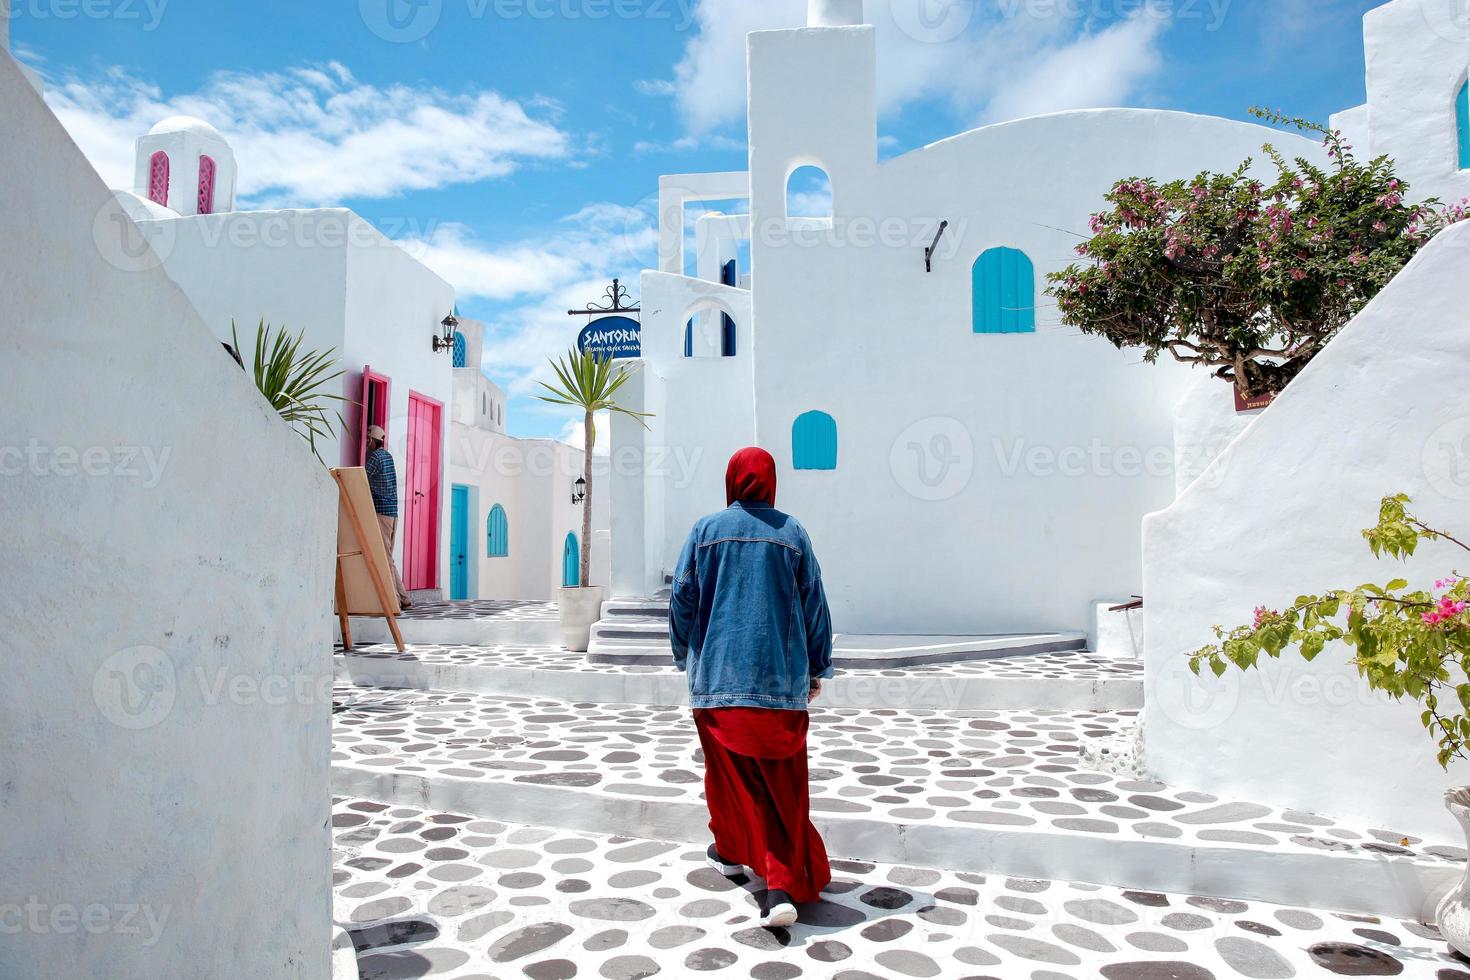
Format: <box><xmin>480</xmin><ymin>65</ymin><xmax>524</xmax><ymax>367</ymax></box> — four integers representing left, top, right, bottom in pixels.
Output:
<box><xmin>392</xmin><ymin>601</ymin><xmax>560</xmax><ymax>623</ymax></box>
<box><xmin>337</xmin><ymin>643</ymin><xmax>1144</xmax><ymax>682</ymax></box>
<box><xmin>332</xmin><ymin>796</ymin><xmax>1470</xmax><ymax>980</ymax></box>
<box><xmin>332</xmin><ymin>686</ymin><xmax>1462</xmax><ymax>863</ymax></box>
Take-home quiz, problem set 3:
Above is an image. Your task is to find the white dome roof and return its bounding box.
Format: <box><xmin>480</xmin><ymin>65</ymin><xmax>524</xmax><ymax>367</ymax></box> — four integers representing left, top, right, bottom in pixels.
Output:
<box><xmin>147</xmin><ymin>115</ymin><xmax>227</xmax><ymax>141</ymax></box>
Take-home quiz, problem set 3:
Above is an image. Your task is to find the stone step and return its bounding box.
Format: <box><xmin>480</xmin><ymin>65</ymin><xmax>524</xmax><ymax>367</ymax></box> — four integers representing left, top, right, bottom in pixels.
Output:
<box><xmin>334</xmin><ymin>643</ymin><xmax>1144</xmax><ymax>712</ymax></box>
<box><xmin>330</xmin><ymin>685</ymin><xmax>1461</xmax><ymax>922</ymax></box>
<box><xmin>332</xmin><ymin>795</ymin><xmax>1458</xmax><ymax>980</ymax></box>
<box><xmin>587</xmin><ymin>631</ymin><xmax>1091</xmax><ymax>671</ymax></box>
<box><xmin>600</xmin><ymin>597</ymin><xmax>669</xmax><ymax>618</ymax></box>
<box><xmin>345</xmin><ymin>599</ymin><xmax>561</xmax><ymax>648</ymax></box>
<box><xmin>589</xmin><ymin>616</ymin><xmax>668</xmax><ymax>641</ymax></box>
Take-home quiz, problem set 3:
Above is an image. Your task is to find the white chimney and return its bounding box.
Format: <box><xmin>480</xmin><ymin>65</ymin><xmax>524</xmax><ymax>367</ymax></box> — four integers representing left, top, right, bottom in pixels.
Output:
<box><xmin>808</xmin><ymin>0</ymin><xmax>864</xmax><ymax>27</ymax></box>
<box><xmin>2</xmin><ymin>0</ymin><xmax>11</xmax><ymax>53</ymax></box>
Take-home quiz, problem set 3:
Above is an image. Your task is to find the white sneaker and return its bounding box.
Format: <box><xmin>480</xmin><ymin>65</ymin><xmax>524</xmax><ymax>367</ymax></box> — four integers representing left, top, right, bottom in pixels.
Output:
<box><xmin>706</xmin><ymin>845</ymin><xmax>742</xmax><ymax>877</ymax></box>
<box><xmin>760</xmin><ymin>890</ymin><xmax>798</xmax><ymax>929</ymax></box>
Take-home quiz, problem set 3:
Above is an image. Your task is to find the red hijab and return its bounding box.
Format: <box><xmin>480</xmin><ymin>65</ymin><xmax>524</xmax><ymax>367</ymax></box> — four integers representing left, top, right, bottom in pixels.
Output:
<box><xmin>725</xmin><ymin>447</ymin><xmax>777</xmax><ymax>507</ymax></box>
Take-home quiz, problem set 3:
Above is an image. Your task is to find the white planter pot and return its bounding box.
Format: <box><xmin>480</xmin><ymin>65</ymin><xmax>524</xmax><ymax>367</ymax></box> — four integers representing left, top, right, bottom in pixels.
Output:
<box><xmin>559</xmin><ymin>585</ymin><xmax>606</xmax><ymax>653</ymax></box>
<box><xmin>1437</xmin><ymin>787</ymin><xmax>1470</xmax><ymax>956</ymax></box>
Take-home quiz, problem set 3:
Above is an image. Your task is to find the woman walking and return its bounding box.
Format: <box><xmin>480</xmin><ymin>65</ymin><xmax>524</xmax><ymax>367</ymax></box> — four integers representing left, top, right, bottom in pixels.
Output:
<box><xmin>669</xmin><ymin>446</ymin><xmax>834</xmax><ymax>928</ymax></box>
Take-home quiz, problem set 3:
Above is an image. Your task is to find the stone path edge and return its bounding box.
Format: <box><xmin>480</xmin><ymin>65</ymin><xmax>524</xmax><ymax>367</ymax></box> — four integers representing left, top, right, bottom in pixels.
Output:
<box><xmin>333</xmin><ymin>653</ymin><xmax>1145</xmax><ymax>712</ymax></box>
<box><xmin>330</xmin><ymin>761</ymin><xmax>1455</xmax><ymax>923</ymax></box>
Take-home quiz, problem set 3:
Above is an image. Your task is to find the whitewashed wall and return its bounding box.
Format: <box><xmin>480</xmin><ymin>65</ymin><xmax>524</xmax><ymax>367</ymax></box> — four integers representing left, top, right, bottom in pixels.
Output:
<box><xmin>1144</xmin><ymin>220</ymin><xmax>1470</xmax><ymax>841</ymax></box>
<box><xmin>137</xmin><ymin>209</ymin><xmax>455</xmax><ymax>594</ymax></box>
<box><xmin>1352</xmin><ymin>0</ymin><xmax>1470</xmax><ymax>206</ymax></box>
<box><xmin>0</xmin><ymin>54</ymin><xmax>334</xmax><ymax>978</ymax></box>
<box><xmin>1173</xmin><ymin>375</ymin><xmax>1259</xmax><ymax>496</ymax></box>
<box><xmin>626</xmin><ymin>23</ymin><xmax>1323</xmax><ymax>633</ymax></box>
<box><xmin>449</xmin><ymin>424</ymin><xmax>609</xmax><ymax>599</ymax></box>
<box><xmin>343</xmin><ymin>222</ymin><xmax>457</xmax><ymax>592</ymax></box>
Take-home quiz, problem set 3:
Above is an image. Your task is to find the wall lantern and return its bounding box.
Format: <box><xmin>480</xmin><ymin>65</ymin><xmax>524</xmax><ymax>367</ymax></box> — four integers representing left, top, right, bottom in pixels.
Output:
<box><xmin>572</xmin><ymin>477</ymin><xmax>587</xmax><ymax>505</ymax></box>
<box><xmin>432</xmin><ymin>311</ymin><xmax>460</xmax><ymax>354</ymax></box>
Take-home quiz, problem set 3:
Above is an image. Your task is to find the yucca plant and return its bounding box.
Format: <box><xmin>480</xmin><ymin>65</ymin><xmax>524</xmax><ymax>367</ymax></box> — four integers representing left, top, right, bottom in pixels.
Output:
<box><xmin>536</xmin><ymin>347</ymin><xmax>651</xmax><ymax>587</ymax></box>
<box><xmin>232</xmin><ymin>318</ymin><xmax>347</xmax><ymax>463</ymax></box>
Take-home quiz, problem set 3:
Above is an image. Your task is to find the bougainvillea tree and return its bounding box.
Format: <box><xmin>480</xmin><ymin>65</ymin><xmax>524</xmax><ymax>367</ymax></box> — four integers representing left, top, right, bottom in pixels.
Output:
<box><xmin>1191</xmin><ymin>495</ymin><xmax>1470</xmax><ymax>768</ymax></box>
<box><xmin>1048</xmin><ymin>109</ymin><xmax>1468</xmax><ymax>398</ymax></box>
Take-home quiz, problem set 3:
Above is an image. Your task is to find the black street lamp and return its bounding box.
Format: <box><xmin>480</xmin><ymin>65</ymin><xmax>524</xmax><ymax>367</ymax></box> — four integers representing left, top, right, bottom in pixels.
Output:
<box><xmin>572</xmin><ymin>477</ymin><xmax>587</xmax><ymax>505</ymax></box>
<box><xmin>433</xmin><ymin>311</ymin><xmax>460</xmax><ymax>354</ymax></box>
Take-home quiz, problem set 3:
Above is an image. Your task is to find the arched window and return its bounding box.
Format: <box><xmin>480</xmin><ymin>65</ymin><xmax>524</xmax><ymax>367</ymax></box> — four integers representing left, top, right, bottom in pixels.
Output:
<box><xmin>452</xmin><ymin>331</ymin><xmax>467</xmax><ymax>368</ymax></box>
<box><xmin>486</xmin><ymin>504</ymin><xmax>508</xmax><ymax>557</ymax></box>
<box><xmin>1457</xmin><ymin>78</ymin><xmax>1469</xmax><ymax>171</ymax></box>
<box><xmin>147</xmin><ymin>152</ymin><xmax>170</xmax><ymax>207</ymax></box>
<box><xmin>972</xmin><ymin>247</ymin><xmax>1036</xmax><ymax>334</ymax></box>
<box><xmin>562</xmin><ymin>532</ymin><xmax>581</xmax><ymax>587</ymax></box>
<box><xmin>792</xmin><ymin>411</ymin><xmax>838</xmax><ymax>471</ymax></box>
<box><xmin>197</xmin><ymin>155</ymin><xmax>216</xmax><ymax>215</ymax></box>
<box><xmin>786</xmin><ymin>165</ymin><xmax>832</xmax><ymax>219</ymax></box>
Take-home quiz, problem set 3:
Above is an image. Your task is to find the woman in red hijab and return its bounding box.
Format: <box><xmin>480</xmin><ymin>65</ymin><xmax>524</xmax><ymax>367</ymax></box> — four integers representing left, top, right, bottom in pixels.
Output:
<box><xmin>669</xmin><ymin>447</ymin><xmax>835</xmax><ymax>928</ymax></box>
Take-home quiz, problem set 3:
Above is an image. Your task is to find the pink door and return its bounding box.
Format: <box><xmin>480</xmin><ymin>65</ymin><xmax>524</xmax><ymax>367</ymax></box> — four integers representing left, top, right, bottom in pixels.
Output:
<box><xmin>403</xmin><ymin>391</ymin><xmax>443</xmax><ymax>592</ymax></box>
<box><xmin>355</xmin><ymin>366</ymin><xmax>391</xmax><ymax>466</ymax></box>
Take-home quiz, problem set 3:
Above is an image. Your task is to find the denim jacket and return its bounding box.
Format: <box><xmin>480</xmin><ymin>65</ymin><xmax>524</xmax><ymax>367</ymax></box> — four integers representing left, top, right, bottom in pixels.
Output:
<box><xmin>669</xmin><ymin>501</ymin><xmax>834</xmax><ymax>710</ymax></box>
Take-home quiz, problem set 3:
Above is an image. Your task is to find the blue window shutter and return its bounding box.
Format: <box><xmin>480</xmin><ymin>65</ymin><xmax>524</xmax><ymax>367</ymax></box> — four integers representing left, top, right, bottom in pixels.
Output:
<box><xmin>487</xmin><ymin>504</ymin><xmax>508</xmax><ymax>557</ymax></box>
<box><xmin>972</xmin><ymin>247</ymin><xmax>1036</xmax><ymax>334</ymax></box>
<box><xmin>1458</xmin><ymin>79</ymin><xmax>1470</xmax><ymax>171</ymax></box>
<box><xmin>683</xmin><ymin>319</ymin><xmax>693</xmax><ymax>358</ymax></box>
<box><xmin>562</xmin><ymin>532</ymin><xmax>580</xmax><ymax>587</ymax></box>
<box><xmin>792</xmin><ymin>411</ymin><xmax>838</xmax><ymax>470</ymax></box>
<box><xmin>452</xmin><ymin>331</ymin><xmax>467</xmax><ymax>367</ymax></box>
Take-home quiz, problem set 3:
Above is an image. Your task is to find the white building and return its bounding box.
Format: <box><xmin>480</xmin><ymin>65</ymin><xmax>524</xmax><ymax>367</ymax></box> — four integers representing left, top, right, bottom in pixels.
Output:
<box><xmin>111</xmin><ymin>121</ymin><xmax>459</xmax><ymax>600</ymax></box>
<box><xmin>3</xmin><ymin>44</ymin><xmax>335</xmax><ymax>978</ymax></box>
<box><xmin>613</xmin><ymin>0</ymin><xmax>1329</xmax><ymax>635</ymax></box>
<box><xmin>448</xmin><ymin>320</ymin><xmax>610</xmax><ymax>601</ymax></box>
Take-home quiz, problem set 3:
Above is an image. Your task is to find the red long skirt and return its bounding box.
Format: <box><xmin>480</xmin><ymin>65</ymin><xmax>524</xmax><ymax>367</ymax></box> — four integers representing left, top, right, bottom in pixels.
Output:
<box><xmin>693</xmin><ymin>707</ymin><xmax>831</xmax><ymax>903</ymax></box>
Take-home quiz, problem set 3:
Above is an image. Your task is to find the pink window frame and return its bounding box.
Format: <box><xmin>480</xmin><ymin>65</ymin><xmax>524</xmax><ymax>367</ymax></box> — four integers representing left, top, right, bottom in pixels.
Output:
<box><xmin>197</xmin><ymin>155</ymin><xmax>216</xmax><ymax>215</ymax></box>
<box><xmin>147</xmin><ymin>151</ymin><xmax>170</xmax><ymax>207</ymax></box>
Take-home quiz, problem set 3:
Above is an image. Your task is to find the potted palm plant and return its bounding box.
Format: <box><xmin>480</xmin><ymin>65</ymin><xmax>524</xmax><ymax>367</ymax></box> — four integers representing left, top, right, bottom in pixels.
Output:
<box><xmin>536</xmin><ymin>347</ymin><xmax>650</xmax><ymax>652</ymax></box>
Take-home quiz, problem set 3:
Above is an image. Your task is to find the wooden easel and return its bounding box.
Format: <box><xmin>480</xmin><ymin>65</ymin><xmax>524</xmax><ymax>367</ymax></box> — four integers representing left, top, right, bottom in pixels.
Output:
<box><xmin>332</xmin><ymin>467</ymin><xmax>406</xmax><ymax>654</ymax></box>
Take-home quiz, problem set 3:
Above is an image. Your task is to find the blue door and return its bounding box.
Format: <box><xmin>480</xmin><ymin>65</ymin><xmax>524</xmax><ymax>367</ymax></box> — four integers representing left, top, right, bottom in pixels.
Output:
<box><xmin>450</xmin><ymin>485</ymin><xmax>469</xmax><ymax>600</ymax></box>
<box><xmin>562</xmin><ymin>532</ymin><xmax>580</xmax><ymax>588</ymax></box>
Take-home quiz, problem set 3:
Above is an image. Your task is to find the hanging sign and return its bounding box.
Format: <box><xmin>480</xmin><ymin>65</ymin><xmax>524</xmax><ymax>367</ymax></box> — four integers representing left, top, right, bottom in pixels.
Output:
<box><xmin>577</xmin><ymin>315</ymin><xmax>641</xmax><ymax>359</ymax></box>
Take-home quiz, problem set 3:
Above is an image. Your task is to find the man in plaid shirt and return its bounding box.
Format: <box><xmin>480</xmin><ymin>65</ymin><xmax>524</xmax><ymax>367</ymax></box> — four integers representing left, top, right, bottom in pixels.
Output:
<box><xmin>365</xmin><ymin>425</ymin><xmax>412</xmax><ymax>609</ymax></box>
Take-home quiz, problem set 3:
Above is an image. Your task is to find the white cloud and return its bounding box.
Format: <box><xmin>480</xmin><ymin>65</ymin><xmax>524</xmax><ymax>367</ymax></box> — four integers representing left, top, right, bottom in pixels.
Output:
<box><xmin>669</xmin><ymin>0</ymin><xmax>1174</xmax><ymax>136</ymax></box>
<box><xmin>399</xmin><ymin>201</ymin><xmax>657</xmax><ymax>438</ymax></box>
<box><xmin>41</xmin><ymin>62</ymin><xmax>570</xmax><ymax>207</ymax></box>
<box><xmin>981</xmin><ymin>14</ymin><xmax>1168</xmax><ymax>122</ymax></box>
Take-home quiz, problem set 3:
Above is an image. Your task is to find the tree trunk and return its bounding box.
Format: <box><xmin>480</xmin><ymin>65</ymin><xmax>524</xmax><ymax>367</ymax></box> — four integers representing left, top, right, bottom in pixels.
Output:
<box><xmin>580</xmin><ymin>410</ymin><xmax>593</xmax><ymax>588</ymax></box>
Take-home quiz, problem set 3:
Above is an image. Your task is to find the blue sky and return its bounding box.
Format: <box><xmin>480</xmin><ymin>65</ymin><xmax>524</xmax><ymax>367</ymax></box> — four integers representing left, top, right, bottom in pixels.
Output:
<box><xmin>13</xmin><ymin>0</ymin><xmax>1381</xmax><ymax>441</ymax></box>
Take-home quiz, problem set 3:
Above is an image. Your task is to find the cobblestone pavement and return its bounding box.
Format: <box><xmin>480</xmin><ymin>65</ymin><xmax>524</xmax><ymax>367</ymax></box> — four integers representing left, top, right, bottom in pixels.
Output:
<box><xmin>332</xmin><ymin>686</ymin><xmax>1461</xmax><ymax>864</ymax></box>
<box><xmin>333</xmin><ymin>796</ymin><xmax>1468</xmax><ymax>980</ymax></box>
